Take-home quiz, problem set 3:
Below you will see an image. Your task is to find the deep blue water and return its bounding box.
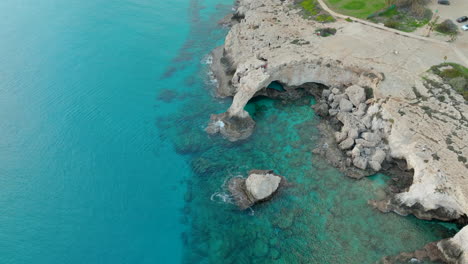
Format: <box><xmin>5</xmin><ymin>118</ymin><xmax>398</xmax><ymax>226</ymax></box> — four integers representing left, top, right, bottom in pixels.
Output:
<box><xmin>0</xmin><ymin>1</ymin><xmax>457</xmax><ymax>263</ymax></box>
<box><xmin>0</xmin><ymin>0</ymin><xmax>232</xmax><ymax>263</ymax></box>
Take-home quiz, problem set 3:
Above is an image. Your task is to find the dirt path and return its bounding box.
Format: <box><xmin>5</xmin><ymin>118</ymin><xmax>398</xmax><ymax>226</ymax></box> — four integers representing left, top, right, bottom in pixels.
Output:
<box><xmin>317</xmin><ymin>0</ymin><xmax>468</xmax><ymax>66</ymax></box>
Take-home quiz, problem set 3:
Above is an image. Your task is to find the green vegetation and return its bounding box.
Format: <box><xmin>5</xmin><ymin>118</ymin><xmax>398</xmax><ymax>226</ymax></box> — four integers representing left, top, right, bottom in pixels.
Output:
<box><xmin>364</xmin><ymin>87</ymin><xmax>374</xmax><ymax>99</ymax></box>
<box><xmin>300</xmin><ymin>0</ymin><xmax>320</xmax><ymax>15</ymax></box>
<box><xmin>323</xmin><ymin>0</ymin><xmax>430</xmax><ymax>32</ymax></box>
<box><xmin>324</xmin><ymin>0</ymin><xmax>386</xmax><ymax>19</ymax></box>
<box><xmin>434</xmin><ymin>19</ymin><xmax>458</xmax><ymax>35</ymax></box>
<box><xmin>370</xmin><ymin>7</ymin><xmax>431</xmax><ymax>32</ymax></box>
<box><xmin>298</xmin><ymin>0</ymin><xmax>336</xmax><ymax>22</ymax></box>
<box><xmin>430</xmin><ymin>63</ymin><xmax>468</xmax><ymax>101</ymax></box>
<box><xmin>315</xmin><ymin>27</ymin><xmax>337</xmax><ymax>37</ymax></box>
<box><xmin>291</xmin><ymin>39</ymin><xmax>311</xmax><ymax>45</ymax></box>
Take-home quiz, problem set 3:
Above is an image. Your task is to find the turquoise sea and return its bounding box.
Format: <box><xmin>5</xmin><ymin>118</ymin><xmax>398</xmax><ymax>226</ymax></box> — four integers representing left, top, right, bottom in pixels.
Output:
<box><xmin>0</xmin><ymin>0</ymin><xmax>458</xmax><ymax>263</ymax></box>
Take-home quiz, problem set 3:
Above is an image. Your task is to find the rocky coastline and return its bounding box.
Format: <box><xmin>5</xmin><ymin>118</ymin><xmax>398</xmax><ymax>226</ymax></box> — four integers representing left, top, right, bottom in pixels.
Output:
<box><xmin>207</xmin><ymin>0</ymin><xmax>468</xmax><ymax>262</ymax></box>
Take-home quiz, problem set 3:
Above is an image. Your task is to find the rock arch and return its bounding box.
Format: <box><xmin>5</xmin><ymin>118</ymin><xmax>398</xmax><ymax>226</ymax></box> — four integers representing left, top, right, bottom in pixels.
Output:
<box><xmin>207</xmin><ymin>57</ymin><xmax>383</xmax><ymax>141</ymax></box>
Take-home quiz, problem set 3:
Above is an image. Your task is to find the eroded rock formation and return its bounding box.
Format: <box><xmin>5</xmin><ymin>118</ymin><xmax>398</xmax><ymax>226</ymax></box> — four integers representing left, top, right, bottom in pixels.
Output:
<box><xmin>228</xmin><ymin>169</ymin><xmax>285</xmax><ymax>210</ymax></box>
<box><xmin>208</xmin><ymin>0</ymin><xmax>468</xmax><ymax>260</ymax></box>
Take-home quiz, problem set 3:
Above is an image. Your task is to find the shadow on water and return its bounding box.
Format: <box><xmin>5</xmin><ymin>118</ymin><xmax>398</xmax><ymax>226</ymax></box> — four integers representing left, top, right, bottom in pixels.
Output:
<box><xmin>157</xmin><ymin>1</ymin><xmax>457</xmax><ymax>263</ymax></box>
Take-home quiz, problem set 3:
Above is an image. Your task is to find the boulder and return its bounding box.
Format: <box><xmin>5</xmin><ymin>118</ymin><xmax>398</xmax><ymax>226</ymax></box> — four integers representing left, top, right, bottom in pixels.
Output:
<box><xmin>322</xmin><ymin>89</ymin><xmax>331</xmax><ymax>98</ymax></box>
<box><xmin>372</xmin><ymin>148</ymin><xmax>386</xmax><ymax>164</ymax></box>
<box><xmin>246</xmin><ymin>171</ymin><xmax>282</xmax><ymax>200</ymax></box>
<box><xmin>228</xmin><ymin>170</ymin><xmax>284</xmax><ymax>210</ymax></box>
<box><xmin>351</xmin><ymin>145</ymin><xmax>362</xmax><ymax>158</ymax></box>
<box><xmin>339</xmin><ymin>98</ymin><xmax>353</xmax><ymax>112</ymax></box>
<box><xmin>313</xmin><ymin>102</ymin><xmax>329</xmax><ymax>117</ymax></box>
<box><xmin>335</xmin><ymin>131</ymin><xmax>348</xmax><ymax>143</ymax></box>
<box><xmin>355</xmin><ymin>138</ymin><xmax>378</xmax><ymax>148</ymax></box>
<box><xmin>347</xmin><ymin>128</ymin><xmax>359</xmax><ymax>140</ymax></box>
<box><xmin>353</xmin><ymin>103</ymin><xmax>368</xmax><ymax>117</ymax></box>
<box><xmin>337</xmin><ymin>112</ymin><xmax>367</xmax><ymax>132</ymax></box>
<box><xmin>339</xmin><ymin>137</ymin><xmax>355</xmax><ymax>150</ymax></box>
<box><xmin>369</xmin><ymin>160</ymin><xmax>381</xmax><ymax>171</ymax></box>
<box><xmin>353</xmin><ymin>156</ymin><xmax>368</xmax><ymax>170</ymax></box>
<box><xmin>345</xmin><ymin>85</ymin><xmax>366</xmax><ymax>106</ymax></box>
<box><xmin>329</xmin><ymin>109</ymin><xmax>339</xmax><ymax>116</ymax></box>
<box><xmin>361</xmin><ymin>132</ymin><xmax>382</xmax><ymax>144</ymax></box>
<box><xmin>334</xmin><ymin>94</ymin><xmax>348</xmax><ymax>104</ymax></box>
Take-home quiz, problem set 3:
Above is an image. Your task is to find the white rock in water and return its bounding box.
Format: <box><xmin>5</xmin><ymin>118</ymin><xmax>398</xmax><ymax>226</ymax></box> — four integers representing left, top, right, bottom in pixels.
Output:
<box><xmin>246</xmin><ymin>173</ymin><xmax>281</xmax><ymax>200</ymax></box>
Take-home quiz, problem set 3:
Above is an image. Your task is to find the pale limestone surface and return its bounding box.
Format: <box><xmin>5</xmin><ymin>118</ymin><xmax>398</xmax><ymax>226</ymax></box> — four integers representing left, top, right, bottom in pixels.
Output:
<box><xmin>245</xmin><ymin>173</ymin><xmax>281</xmax><ymax>201</ymax></box>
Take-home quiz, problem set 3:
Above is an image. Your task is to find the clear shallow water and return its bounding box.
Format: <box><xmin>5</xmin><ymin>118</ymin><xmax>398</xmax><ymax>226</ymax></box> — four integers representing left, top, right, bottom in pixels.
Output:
<box><xmin>0</xmin><ymin>0</ymin><xmax>457</xmax><ymax>263</ymax></box>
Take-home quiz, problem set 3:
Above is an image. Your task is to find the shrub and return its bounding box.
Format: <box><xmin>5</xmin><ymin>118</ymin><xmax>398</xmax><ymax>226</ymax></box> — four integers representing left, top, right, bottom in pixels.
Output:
<box><xmin>384</xmin><ymin>20</ymin><xmax>400</xmax><ymax>29</ymax></box>
<box><xmin>448</xmin><ymin>77</ymin><xmax>467</xmax><ymax>93</ymax></box>
<box><xmin>315</xmin><ymin>27</ymin><xmax>337</xmax><ymax>37</ymax></box>
<box><xmin>316</xmin><ymin>14</ymin><xmax>336</xmax><ymax>22</ymax></box>
<box><xmin>364</xmin><ymin>87</ymin><xmax>374</xmax><ymax>99</ymax></box>
<box><xmin>435</xmin><ymin>19</ymin><xmax>458</xmax><ymax>35</ymax></box>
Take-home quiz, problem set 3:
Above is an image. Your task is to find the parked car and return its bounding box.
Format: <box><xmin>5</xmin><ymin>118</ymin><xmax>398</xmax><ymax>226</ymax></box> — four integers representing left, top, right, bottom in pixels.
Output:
<box><xmin>457</xmin><ymin>16</ymin><xmax>468</xmax><ymax>23</ymax></box>
<box><xmin>438</xmin><ymin>0</ymin><xmax>450</xmax><ymax>5</ymax></box>
<box><xmin>462</xmin><ymin>24</ymin><xmax>468</xmax><ymax>31</ymax></box>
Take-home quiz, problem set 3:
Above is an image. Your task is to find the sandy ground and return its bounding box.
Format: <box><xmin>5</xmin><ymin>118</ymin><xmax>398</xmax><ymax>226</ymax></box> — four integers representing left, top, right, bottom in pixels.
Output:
<box><xmin>426</xmin><ymin>0</ymin><xmax>468</xmax><ymax>55</ymax></box>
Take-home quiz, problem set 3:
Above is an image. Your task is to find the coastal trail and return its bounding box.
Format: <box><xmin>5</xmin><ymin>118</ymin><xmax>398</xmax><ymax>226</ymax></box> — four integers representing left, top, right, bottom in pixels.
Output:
<box><xmin>316</xmin><ymin>0</ymin><xmax>468</xmax><ymax>66</ymax></box>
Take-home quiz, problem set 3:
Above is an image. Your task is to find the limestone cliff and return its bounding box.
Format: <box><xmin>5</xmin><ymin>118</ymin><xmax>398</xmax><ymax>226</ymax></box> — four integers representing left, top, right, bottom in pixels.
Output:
<box><xmin>208</xmin><ymin>0</ymin><xmax>468</xmax><ymax>261</ymax></box>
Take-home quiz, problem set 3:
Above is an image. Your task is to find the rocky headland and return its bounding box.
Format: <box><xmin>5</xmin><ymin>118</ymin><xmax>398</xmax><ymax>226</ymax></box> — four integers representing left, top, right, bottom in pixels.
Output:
<box><xmin>207</xmin><ymin>0</ymin><xmax>468</xmax><ymax>262</ymax></box>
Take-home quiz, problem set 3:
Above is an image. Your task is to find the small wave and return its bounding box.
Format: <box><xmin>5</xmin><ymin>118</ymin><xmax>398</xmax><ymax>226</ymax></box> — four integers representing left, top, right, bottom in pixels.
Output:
<box><xmin>201</xmin><ymin>54</ymin><xmax>213</xmax><ymax>65</ymax></box>
<box><xmin>247</xmin><ymin>207</ymin><xmax>255</xmax><ymax>216</ymax></box>
<box><xmin>210</xmin><ymin>192</ymin><xmax>233</xmax><ymax>204</ymax></box>
<box><xmin>207</xmin><ymin>70</ymin><xmax>217</xmax><ymax>84</ymax></box>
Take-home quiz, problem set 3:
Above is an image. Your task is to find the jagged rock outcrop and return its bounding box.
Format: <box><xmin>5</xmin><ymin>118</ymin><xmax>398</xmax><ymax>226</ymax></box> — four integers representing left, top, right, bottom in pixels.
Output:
<box><xmin>380</xmin><ymin>226</ymin><xmax>468</xmax><ymax>264</ymax></box>
<box><xmin>228</xmin><ymin>170</ymin><xmax>285</xmax><ymax>210</ymax></box>
<box><xmin>438</xmin><ymin>226</ymin><xmax>468</xmax><ymax>263</ymax></box>
<box><xmin>208</xmin><ymin>0</ymin><xmax>468</xmax><ymax>258</ymax></box>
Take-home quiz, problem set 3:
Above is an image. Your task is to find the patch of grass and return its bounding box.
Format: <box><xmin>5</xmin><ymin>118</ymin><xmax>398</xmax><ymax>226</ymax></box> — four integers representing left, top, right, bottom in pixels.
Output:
<box><xmin>384</xmin><ymin>20</ymin><xmax>400</xmax><ymax>29</ymax></box>
<box><xmin>298</xmin><ymin>0</ymin><xmax>336</xmax><ymax>22</ymax></box>
<box><xmin>343</xmin><ymin>1</ymin><xmax>365</xmax><ymax>10</ymax></box>
<box><xmin>370</xmin><ymin>8</ymin><xmax>431</xmax><ymax>32</ymax></box>
<box><xmin>430</xmin><ymin>63</ymin><xmax>468</xmax><ymax>101</ymax></box>
<box><xmin>324</xmin><ymin>0</ymin><xmax>386</xmax><ymax>19</ymax></box>
<box><xmin>316</xmin><ymin>14</ymin><xmax>336</xmax><ymax>22</ymax></box>
<box><xmin>300</xmin><ymin>0</ymin><xmax>320</xmax><ymax>16</ymax></box>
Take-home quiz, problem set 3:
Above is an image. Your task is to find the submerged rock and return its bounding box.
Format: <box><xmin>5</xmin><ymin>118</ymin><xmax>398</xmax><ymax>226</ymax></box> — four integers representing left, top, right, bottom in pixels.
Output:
<box><xmin>206</xmin><ymin>112</ymin><xmax>255</xmax><ymax>142</ymax></box>
<box><xmin>228</xmin><ymin>170</ymin><xmax>285</xmax><ymax>210</ymax></box>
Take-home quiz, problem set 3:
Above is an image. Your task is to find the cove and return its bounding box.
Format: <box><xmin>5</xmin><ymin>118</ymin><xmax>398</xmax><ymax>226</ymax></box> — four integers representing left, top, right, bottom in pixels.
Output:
<box><xmin>169</xmin><ymin>94</ymin><xmax>458</xmax><ymax>263</ymax></box>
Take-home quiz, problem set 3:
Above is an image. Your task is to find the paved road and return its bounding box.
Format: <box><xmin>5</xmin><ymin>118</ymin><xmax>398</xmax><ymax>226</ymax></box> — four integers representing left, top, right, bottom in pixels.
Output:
<box><xmin>316</xmin><ymin>0</ymin><xmax>468</xmax><ymax>66</ymax></box>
